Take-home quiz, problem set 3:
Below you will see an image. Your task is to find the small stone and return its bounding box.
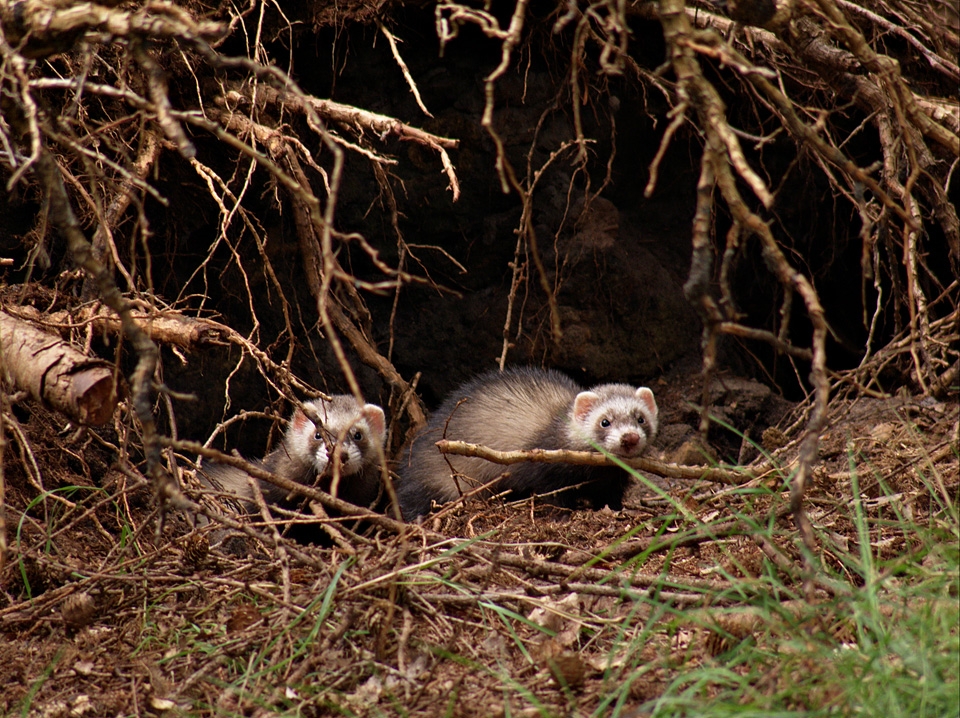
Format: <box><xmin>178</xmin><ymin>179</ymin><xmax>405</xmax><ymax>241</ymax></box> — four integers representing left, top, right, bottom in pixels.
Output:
<box><xmin>149</xmin><ymin>696</ymin><xmax>177</xmax><ymax>711</ymax></box>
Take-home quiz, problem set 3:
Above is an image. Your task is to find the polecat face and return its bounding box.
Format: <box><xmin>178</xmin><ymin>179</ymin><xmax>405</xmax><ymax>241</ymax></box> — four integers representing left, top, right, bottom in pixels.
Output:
<box><xmin>287</xmin><ymin>398</ymin><xmax>386</xmax><ymax>476</ymax></box>
<box><xmin>570</xmin><ymin>385</ymin><xmax>658</xmax><ymax>458</ymax></box>
<box><xmin>396</xmin><ymin>367</ymin><xmax>661</xmax><ymax>521</ymax></box>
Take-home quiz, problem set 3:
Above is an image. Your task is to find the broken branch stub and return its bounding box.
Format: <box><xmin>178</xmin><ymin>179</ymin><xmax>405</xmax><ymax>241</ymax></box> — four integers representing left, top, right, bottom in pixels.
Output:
<box><xmin>48</xmin><ymin>305</ymin><xmax>231</xmax><ymax>352</ymax></box>
<box><xmin>0</xmin><ymin>310</ymin><xmax>117</xmax><ymax>425</ymax></box>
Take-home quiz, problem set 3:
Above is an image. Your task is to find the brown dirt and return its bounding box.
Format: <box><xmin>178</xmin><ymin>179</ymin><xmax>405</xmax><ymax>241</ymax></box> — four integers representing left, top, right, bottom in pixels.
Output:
<box><xmin>0</xmin><ymin>1</ymin><xmax>956</xmax><ymax>714</ymax></box>
<box><xmin>1</xmin><ymin>368</ymin><xmax>955</xmax><ymax>717</ymax></box>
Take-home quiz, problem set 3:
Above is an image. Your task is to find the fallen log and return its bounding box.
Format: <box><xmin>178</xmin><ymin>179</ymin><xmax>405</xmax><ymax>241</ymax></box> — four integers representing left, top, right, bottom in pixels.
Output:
<box><xmin>0</xmin><ymin>310</ymin><xmax>117</xmax><ymax>425</ymax></box>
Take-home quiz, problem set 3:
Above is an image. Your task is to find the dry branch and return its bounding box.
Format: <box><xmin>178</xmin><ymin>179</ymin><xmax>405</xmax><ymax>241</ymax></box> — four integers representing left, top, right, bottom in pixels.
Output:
<box><xmin>810</xmin><ymin>0</ymin><xmax>958</xmax><ymax>157</ymax></box>
<box><xmin>82</xmin><ymin>131</ymin><xmax>163</xmax><ymax>299</ymax></box>
<box><xmin>171</xmin><ymin>438</ymin><xmax>408</xmax><ymax>534</ymax></box>
<box><xmin>435</xmin><ymin>439</ymin><xmax>757</xmax><ymax>486</ymax></box>
<box><xmin>0</xmin><ymin>43</ymin><xmax>184</xmax><ymax>505</ymax></box>
<box><xmin>276</xmin><ymin>140</ymin><xmax>428</xmax><ymax>428</ymax></box>
<box><xmin>0</xmin><ymin>310</ymin><xmax>117</xmax><ymax>425</ymax></box>
<box><xmin>184</xmin><ymin>96</ymin><xmax>427</xmax><ymax>432</ymax></box>
<box><xmin>222</xmin><ymin>86</ymin><xmax>461</xmax><ymax>201</ymax></box>
<box><xmin>47</xmin><ymin>305</ymin><xmax>231</xmax><ymax>352</ymax></box>
<box><xmin>0</xmin><ymin>0</ymin><xmax>225</xmax><ymax>60</ymax></box>
<box><xmin>656</xmin><ymin>0</ymin><xmax>832</xmax><ymax>590</ymax></box>
<box><xmin>30</xmin><ymin>143</ymin><xmax>184</xmax><ymax>505</ymax></box>
<box><xmin>684</xmin><ymin>4</ymin><xmax>959</xmax><ymax>265</ymax></box>
<box><xmin>0</xmin><ymin>2</ymin><xmax>956</xmax><ymax>713</ymax></box>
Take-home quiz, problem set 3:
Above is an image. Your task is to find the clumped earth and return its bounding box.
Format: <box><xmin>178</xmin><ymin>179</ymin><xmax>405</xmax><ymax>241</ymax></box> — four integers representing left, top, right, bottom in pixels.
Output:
<box><xmin>1</xmin><ymin>370</ymin><xmax>956</xmax><ymax>716</ymax></box>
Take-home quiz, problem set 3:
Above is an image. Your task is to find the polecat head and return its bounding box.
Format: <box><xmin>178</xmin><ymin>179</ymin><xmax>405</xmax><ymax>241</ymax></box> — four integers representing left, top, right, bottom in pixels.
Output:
<box><xmin>568</xmin><ymin>383</ymin><xmax>658</xmax><ymax>458</ymax></box>
<box><xmin>286</xmin><ymin>396</ymin><xmax>386</xmax><ymax>476</ymax></box>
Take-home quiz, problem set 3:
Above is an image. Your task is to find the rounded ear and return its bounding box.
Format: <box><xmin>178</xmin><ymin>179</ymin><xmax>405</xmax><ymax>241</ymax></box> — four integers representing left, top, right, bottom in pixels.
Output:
<box><xmin>285</xmin><ymin>409</ymin><xmax>315</xmax><ymax>457</ymax></box>
<box><xmin>290</xmin><ymin>409</ymin><xmax>311</xmax><ymax>432</ymax></box>
<box><xmin>361</xmin><ymin>404</ymin><xmax>387</xmax><ymax>441</ymax></box>
<box><xmin>635</xmin><ymin>387</ymin><xmax>657</xmax><ymax>416</ymax></box>
<box><xmin>573</xmin><ymin>391</ymin><xmax>601</xmax><ymax>423</ymax></box>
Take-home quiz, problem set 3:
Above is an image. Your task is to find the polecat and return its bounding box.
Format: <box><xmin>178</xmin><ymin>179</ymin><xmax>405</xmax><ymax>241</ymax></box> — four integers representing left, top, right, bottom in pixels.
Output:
<box><xmin>202</xmin><ymin>395</ymin><xmax>386</xmax><ymax>513</ymax></box>
<box><xmin>396</xmin><ymin>367</ymin><xmax>658</xmax><ymax>520</ymax></box>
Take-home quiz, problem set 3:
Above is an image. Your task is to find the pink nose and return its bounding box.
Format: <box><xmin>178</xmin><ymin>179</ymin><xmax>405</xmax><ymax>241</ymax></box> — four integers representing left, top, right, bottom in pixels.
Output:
<box><xmin>620</xmin><ymin>432</ymin><xmax>640</xmax><ymax>452</ymax></box>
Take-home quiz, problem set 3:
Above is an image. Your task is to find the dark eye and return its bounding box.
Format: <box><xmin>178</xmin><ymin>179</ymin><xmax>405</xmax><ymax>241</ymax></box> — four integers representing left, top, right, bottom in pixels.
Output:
<box><xmin>314</xmin><ymin>431</ymin><xmax>323</xmax><ymax>441</ymax></box>
<box><xmin>353</xmin><ymin>431</ymin><xmax>363</xmax><ymax>442</ymax></box>
<box><xmin>600</xmin><ymin>418</ymin><xmax>610</xmax><ymax>428</ymax></box>
<box><xmin>637</xmin><ymin>416</ymin><xmax>645</xmax><ymax>425</ymax></box>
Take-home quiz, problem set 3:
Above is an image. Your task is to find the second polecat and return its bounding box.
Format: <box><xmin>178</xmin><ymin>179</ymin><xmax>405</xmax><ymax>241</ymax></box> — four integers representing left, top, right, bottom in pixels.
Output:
<box><xmin>203</xmin><ymin>395</ymin><xmax>386</xmax><ymax>513</ymax></box>
<box><xmin>396</xmin><ymin>367</ymin><xmax>658</xmax><ymax>520</ymax></box>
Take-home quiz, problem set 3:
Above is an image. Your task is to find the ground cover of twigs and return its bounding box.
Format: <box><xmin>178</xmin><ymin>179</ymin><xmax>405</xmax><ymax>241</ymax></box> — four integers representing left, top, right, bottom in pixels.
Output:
<box><xmin>1</xmin><ymin>373</ymin><xmax>956</xmax><ymax>717</ymax></box>
<box><xmin>1</xmin><ymin>0</ymin><xmax>958</xmax><ymax>716</ymax></box>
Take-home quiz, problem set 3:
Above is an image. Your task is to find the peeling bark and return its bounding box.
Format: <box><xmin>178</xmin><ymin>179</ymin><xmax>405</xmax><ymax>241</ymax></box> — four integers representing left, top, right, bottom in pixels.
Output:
<box><xmin>0</xmin><ymin>310</ymin><xmax>117</xmax><ymax>425</ymax></box>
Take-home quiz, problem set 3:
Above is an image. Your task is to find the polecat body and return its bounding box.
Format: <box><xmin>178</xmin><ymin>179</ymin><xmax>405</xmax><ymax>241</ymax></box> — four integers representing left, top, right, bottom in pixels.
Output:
<box><xmin>203</xmin><ymin>395</ymin><xmax>386</xmax><ymax>512</ymax></box>
<box><xmin>396</xmin><ymin>367</ymin><xmax>658</xmax><ymax>520</ymax></box>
